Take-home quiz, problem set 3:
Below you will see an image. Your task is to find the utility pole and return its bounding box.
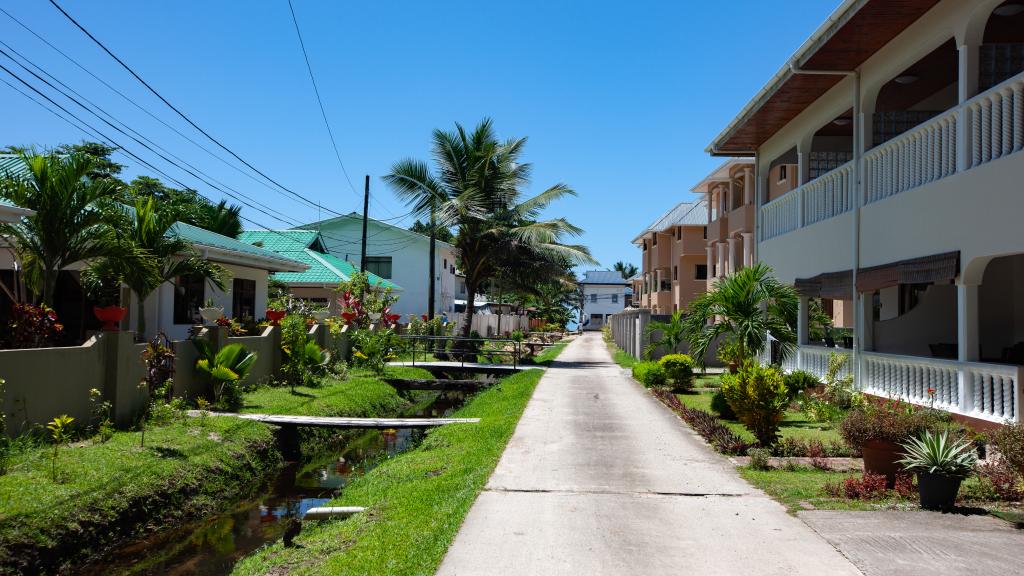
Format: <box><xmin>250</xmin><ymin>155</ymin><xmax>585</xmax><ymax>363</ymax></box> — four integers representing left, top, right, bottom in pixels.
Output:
<box><xmin>427</xmin><ymin>207</ymin><xmax>436</xmax><ymax>320</ymax></box>
<box><xmin>360</xmin><ymin>175</ymin><xmax>369</xmax><ymax>272</ymax></box>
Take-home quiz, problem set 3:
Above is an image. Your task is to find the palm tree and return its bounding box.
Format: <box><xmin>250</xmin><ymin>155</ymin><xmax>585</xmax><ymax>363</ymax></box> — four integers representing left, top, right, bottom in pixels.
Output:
<box><xmin>0</xmin><ymin>152</ymin><xmax>123</xmax><ymax>306</ymax></box>
<box><xmin>93</xmin><ymin>197</ymin><xmax>227</xmax><ymax>335</ymax></box>
<box><xmin>613</xmin><ymin>261</ymin><xmax>638</xmax><ymax>280</ymax></box>
<box><xmin>644</xmin><ymin>310</ymin><xmax>686</xmax><ymax>358</ymax></box>
<box><xmin>681</xmin><ymin>262</ymin><xmax>798</xmax><ymax>367</ymax></box>
<box><xmin>196</xmin><ymin>200</ymin><xmax>243</xmax><ymax>238</ymax></box>
<box><xmin>384</xmin><ymin>118</ymin><xmax>594</xmax><ymax>337</ymax></box>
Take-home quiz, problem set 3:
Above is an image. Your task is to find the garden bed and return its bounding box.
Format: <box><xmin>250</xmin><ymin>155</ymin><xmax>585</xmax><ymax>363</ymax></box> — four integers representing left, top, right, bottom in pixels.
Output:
<box><xmin>676</xmin><ymin>389</ymin><xmax>844</xmax><ymax>446</ymax></box>
<box><xmin>230</xmin><ymin>368</ymin><xmax>547</xmax><ymax>576</ymax></box>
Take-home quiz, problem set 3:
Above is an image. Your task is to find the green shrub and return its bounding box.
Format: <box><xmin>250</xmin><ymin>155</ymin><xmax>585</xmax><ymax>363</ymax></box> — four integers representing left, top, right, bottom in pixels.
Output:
<box><xmin>991</xmin><ymin>422</ymin><xmax>1024</xmax><ymax>476</ymax></box>
<box><xmin>783</xmin><ymin>370</ymin><xmax>820</xmax><ymax>399</ymax></box>
<box><xmin>632</xmin><ymin>361</ymin><xmax>667</xmax><ymax>388</ymax></box>
<box><xmin>839</xmin><ymin>400</ymin><xmax>946</xmax><ymax>449</ymax></box>
<box><xmin>748</xmin><ymin>447</ymin><xmax>772</xmax><ymax>470</ymax></box>
<box><xmin>659</xmin><ymin>354</ymin><xmax>695</xmax><ymax>390</ymax></box>
<box><xmin>710</xmin><ymin>389</ymin><xmax>736</xmax><ymax>420</ymax></box>
<box><xmin>721</xmin><ymin>362</ymin><xmax>789</xmax><ymax>447</ymax></box>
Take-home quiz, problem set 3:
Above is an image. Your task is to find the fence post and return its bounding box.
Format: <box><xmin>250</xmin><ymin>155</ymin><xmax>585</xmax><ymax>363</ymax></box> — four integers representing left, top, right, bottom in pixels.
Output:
<box><xmin>269</xmin><ymin>325</ymin><xmax>283</xmax><ymax>375</ymax></box>
<box><xmin>103</xmin><ymin>331</ymin><xmax>146</xmax><ymax>428</ymax></box>
<box><xmin>1015</xmin><ymin>366</ymin><xmax>1023</xmax><ymax>424</ymax></box>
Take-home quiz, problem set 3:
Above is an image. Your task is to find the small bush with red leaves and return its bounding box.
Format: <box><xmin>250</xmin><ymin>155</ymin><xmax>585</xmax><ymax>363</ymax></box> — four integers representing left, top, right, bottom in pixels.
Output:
<box><xmin>653</xmin><ymin>389</ymin><xmax>750</xmax><ymax>455</ymax></box>
<box><xmin>966</xmin><ymin>461</ymin><xmax>1024</xmax><ymax>502</ymax></box>
<box><xmin>824</xmin><ymin>472</ymin><xmax>915</xmax><ymax>500</ymax></box>
<box><xmin>4</xmin><ymin>303</ymin><xmax>63</xmax><ymax>349</ymax></box>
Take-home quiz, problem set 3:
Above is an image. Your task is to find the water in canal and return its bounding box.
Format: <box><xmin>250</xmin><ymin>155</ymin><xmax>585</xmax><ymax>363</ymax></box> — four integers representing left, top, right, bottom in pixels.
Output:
<box><xmin>81</xmin><ymin>391</ymin><xmax>467</xmax><ymax>576</ymax></box>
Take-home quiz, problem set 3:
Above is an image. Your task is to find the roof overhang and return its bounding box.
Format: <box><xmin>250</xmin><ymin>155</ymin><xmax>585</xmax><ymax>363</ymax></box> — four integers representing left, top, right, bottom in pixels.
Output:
<box><xmin>690</xmin><ymin>158</ymin><xmax>756</xmax><ymax>193</ymax></box>
<box><xmin>196</xmin><ymin>244</ymin><xmax>308</xmax><ymax>273</ymax></box>
<box><xmin>0</xmin><ymin>203</ymin><xmax>34</xmax><ymax>223</ymax></box>
<box><xmin>707</xmin><ymin>0</ymin><xmax>940</xmax><ymax>156</ymax></box>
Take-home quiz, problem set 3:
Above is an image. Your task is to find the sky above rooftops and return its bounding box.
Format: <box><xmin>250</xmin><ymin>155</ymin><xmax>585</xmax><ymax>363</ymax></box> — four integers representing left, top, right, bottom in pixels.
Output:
<box><xmin>0</xmin><ymin>0</ymin><xmax>838</xmax><ymax>272</ymax></box>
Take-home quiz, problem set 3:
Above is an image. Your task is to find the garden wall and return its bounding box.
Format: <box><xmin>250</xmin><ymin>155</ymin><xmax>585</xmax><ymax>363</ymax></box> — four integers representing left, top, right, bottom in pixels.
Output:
<box><xmin>446</xmin><ymin>312</ymin><xmax>531</xmax><ymax>337</ymax></box>
<box><xmin>0</xmin><ymin>325</ymin><xmax>286</xmax><ymax>436</ymax></box>
<box><xmin>609</xmin><ymin>308</ymin><xmax>722</xmax><ymax>365</ymax></box>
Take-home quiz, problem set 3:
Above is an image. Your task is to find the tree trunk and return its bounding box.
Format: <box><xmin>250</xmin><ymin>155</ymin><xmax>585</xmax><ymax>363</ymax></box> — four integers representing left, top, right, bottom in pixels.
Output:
<box><xmin>41</xmin><ymin>267</ymin><xmax>58</xmax><ymax>307</ymax></box>
<box><xmin>462</xmin><ymin>285</ymin><xmax>476</xmax><ymax>338</ymax></box>
<box><xmin>136</xmin><ymin>292</ymin><xmax>146</xmax><ymax>337</ymax></box>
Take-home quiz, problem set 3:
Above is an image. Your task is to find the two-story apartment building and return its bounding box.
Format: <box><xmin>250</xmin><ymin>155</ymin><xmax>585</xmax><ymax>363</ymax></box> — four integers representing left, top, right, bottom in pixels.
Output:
<box><xmin>709</xmin><ymin>0</ymin><xmax>1024</xmax><ymax>426</ymax></box>
<box><xmin>691</xmin><ymin>159</ymin><xmax>756</xmax><ymax>290</ymax></box>
<box><xmin>632</xmin><ymin>200</ymin><xmax>708</xmax><ymax>314</ymax></box>
<box><xmin>579</xmin><ymin>270</ymin><xmax>629</xmax><ymax>331</ymax></box>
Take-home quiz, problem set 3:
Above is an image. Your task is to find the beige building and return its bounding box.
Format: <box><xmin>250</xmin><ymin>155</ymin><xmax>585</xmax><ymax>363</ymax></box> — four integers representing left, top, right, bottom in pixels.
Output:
<box><xmin>632</xmin><ymin>200</ymin><xmax>708</xmax><ymax>314</ymax></box>
<box><xmin>709</xmin><ymin>0</ymin><xmax>1024</xmax><ymax>426</ymax></box>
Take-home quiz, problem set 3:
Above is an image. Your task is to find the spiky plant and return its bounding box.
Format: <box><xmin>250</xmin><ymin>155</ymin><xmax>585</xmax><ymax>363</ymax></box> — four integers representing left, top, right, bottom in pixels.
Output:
<box><xmin>898</xmin><ymin>430</ymin><xmax>977</xmax><ymax>478</ymax></box>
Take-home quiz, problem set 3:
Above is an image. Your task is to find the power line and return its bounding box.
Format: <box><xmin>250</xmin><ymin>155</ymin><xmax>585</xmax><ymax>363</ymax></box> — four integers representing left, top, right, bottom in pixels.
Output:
<box><xmin>0</xmin><ymin>6</ymin><xmax>323</xmax><ymax>217</ymax></box>
<box><xmin>45</xmin><ymin>0</ymin><xmax>348</xmax><ymax>217</ymax></box>
<box><xmin>285</xmin><ymin>0</ymin><xmax>357</xmax><ymax>199</ymax></box>
<box><xmin>0</xmin><ymin>40</ymin><xmax>300</xmax><ymax>229</ymax></box>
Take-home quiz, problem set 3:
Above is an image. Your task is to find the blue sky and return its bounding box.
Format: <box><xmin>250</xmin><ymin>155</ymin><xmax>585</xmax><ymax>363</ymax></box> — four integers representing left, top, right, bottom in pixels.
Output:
<box><xmin>0</xmin><ymin>1</ymin><xmax>838</xmax><ymax>272</ymax></box>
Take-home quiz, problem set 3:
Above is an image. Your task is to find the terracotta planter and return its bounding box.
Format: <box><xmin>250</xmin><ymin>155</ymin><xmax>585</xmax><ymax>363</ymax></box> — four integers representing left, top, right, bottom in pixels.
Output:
<box><xmin>861</xmin><ymin>439</ymin><xmax>905</xmax><ymax>487</ymax></box>
<box><xmin>917</xmin><ymin>472</ymin><xmax>963</xmax><ymax>510</ymax></box>
<box><xmin>93</xmin><ymin>305</ymin><xmax>127</xmax><ymax>332</ymax></box>
<box><xmin>266</xmin><ymin>309</ymin><xmax>286</xmax><ymax>326</ymax></box>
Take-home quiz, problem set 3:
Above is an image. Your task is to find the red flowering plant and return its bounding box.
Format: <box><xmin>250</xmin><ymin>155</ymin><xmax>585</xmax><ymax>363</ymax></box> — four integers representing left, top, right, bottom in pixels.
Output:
<box><xmin>5</xmin><ymin>303</ymin><xmax>64</xmax><ymax>349</ymax></box>
<box><xmin>334</xmin><ymin>271</ymin><xmax>398</xmax><ymax>330</ymax></box>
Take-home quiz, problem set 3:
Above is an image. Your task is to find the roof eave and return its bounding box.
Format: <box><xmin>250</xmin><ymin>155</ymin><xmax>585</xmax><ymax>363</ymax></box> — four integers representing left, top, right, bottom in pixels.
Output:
<box><xmin>196</xmin><ymin>244</ymin><xmax>309</xmax><ymax>273</ymax></box>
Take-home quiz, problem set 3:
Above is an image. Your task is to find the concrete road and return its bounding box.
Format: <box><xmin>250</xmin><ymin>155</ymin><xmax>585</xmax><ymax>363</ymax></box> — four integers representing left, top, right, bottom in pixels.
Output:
<box><xmin>437</xmin><ymin>333</ymin><xmax>861</xmax><ymax>576</ymax></box>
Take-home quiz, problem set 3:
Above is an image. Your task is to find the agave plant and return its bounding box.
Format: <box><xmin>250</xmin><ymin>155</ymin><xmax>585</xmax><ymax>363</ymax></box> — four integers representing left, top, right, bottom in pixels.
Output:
<box><xmin>898</xmin><ymin>430</ymin><xmax>977</xmax><ymax>478</ymax></box>
<box><xmin>194</xmin><ymin>340</ymin><xmax>257</xmax><ymax>410</ymax></box>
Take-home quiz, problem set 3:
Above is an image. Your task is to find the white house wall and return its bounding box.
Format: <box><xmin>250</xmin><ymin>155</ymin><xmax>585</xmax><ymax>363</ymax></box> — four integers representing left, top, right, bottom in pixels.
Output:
<box><xmin>313</xmin><ymin>218</ymin><xmax>457</xmax><ymax>318</ymax></box>
<box><xmin>583</xmin><ymin>284</ymin><xmax>627</xmax><ymax>324</ymax></box>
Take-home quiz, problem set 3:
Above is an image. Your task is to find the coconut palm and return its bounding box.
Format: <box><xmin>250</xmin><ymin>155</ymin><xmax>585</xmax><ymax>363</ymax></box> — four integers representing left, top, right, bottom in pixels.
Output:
<box><xmin>682</xmin><ymin>263</ymin><xmax>798</xmax><ymax>367</ymax></box>
<box><xmin>613</xmin><ymin>261</ymin><xmax>638</xmax><ymax>280</ymax></box>
<box><xmin>92</xmin><ymin>197</ymin><xmax>227</xmax><ymax>335</ymax></box>
<box><xmin>0</xmin><ymin>152</ymin><xmax>123</xmax><ymax>306</ymax></box>
<box><xmin>384</xmin><ymin>118</ymin><xmax>594</xmax><ymax>336</ymax></box>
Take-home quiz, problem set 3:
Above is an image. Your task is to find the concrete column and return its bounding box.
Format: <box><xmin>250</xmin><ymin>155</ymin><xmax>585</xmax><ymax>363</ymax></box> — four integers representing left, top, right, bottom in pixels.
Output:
<box><xmin>706</xmin><ymin>196</ymin><xmax>712</xmax><ymax>224</ymax></box>
<box><xmin>957</xmin><ymin>42</ymin><xmax>980</xmax><ymax>172</ymax></box>
<box><xmin>716</xmin><ymin>242</ymin><xmax>727</xmax><ymax>279</ymax></box>
<box><xmin>797</xmin><ymin>296</ymin><xmax>809</xmax><ymax>346</ymax></box>
<box><xmin>797</xmin><ymin>135</ymin><xmax>813</xmax><ymax>186</ymax></box>
<box><xmin>727</xmin><ymin>237</ymin><xmax>738</xmax><ymax>275</ymax></box>
<box><xmin>103</xmin><ymin>331</ymin><xmax>148</xmax><ymax>427</ymax></box>
<box><xmin>743</xmin><ymin>168</ymin><xmax>753</xmax><ymax>205</ymax></box>
<box><xmin>858</xmin><ymin>292</ymin><xmax>873</xmax><ymax>353</ymax></box>
<box><xmin>706</xmin><ymin>246</ymin><xmax>714</xmax><ymax>289</ymax></box>
<box><xmin>741</xmin><ymin>232</ymin><xmax>754</xmax><ymax>268</ymax></box>
<box><xmin>957</xmin><ymin>283</ymin><xmax>980</xmax><ymax>362</ymax></box>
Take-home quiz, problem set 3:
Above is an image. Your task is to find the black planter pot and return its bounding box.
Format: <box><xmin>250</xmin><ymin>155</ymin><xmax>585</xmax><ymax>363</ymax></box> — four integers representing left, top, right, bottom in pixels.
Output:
<box><xmin>917</xmin><ymin>472</ymin><xmax>963</xmax><ymax>510</ymax></box>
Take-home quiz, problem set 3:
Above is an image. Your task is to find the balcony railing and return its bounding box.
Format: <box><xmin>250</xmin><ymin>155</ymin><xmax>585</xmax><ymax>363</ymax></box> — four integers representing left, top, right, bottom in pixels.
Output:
<box><xmin>760</xmin><ymin>70</ymin><xmax>1024</xmax><ymax>241</ymax></box>
<box><xmin>778</xmin><ymin>344</ymin><xmax>1021</xmax><ymax>423</ymax></box>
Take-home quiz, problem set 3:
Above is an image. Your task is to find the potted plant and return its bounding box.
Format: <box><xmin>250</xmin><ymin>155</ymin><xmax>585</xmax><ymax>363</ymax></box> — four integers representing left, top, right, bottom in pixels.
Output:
<box><xmin>898</xmin><ymin>430</ymin><xmax>977</xmax><ymax>509</ymax></box>
<box><xmin>266</xmin><ymin>299</ymin><xmax>287</xmax><ymax>326</ymax></box>
<box><xmin>199</xmin><ymin>298</ymin><xmax>224</xmax><ymax>325</ymax></box>
<box><xmin>311</xmin><ymin>308</ymin><xmax>331</xmax><ymax>323</ymax></box>
<box><xmin>839</xmin><ymin>399</ymin><xmax>943</xmax><ymax>486</ymax></box>
<box><xmin>82</xmin><ymin>264</ymin><xmax>126</xmax><ymax>331</ymax></box>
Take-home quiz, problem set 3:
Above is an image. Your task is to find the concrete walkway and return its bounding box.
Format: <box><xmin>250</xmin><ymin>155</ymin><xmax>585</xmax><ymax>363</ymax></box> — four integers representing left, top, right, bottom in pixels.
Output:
<box><xmin>437</xmin><ymin>333</ymin><xmax>861</xmax><ymax>575</ymax></box>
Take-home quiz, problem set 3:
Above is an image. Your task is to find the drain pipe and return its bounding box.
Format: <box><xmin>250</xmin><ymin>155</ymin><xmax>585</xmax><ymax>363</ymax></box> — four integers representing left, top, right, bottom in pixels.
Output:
<box><xmin>787</xmin><ymin>63</ymin><xmax>862</xmax><ymax>388</ymax></box>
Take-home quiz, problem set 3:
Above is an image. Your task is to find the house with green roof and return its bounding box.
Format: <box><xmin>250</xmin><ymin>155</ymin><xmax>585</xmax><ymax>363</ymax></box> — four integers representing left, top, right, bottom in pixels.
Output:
<box><xmin>238</xmin><ymin>230</ymin><xmax>400</xmax><ymax>307</ymax></box>
<box><xmin>294</xmin><ymin>213</ymin><xmax>457</xmax><ymax>318</ymax></box>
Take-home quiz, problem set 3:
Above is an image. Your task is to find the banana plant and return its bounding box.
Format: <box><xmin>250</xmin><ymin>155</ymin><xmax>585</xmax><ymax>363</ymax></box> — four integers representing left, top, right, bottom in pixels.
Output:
<box><xmin>193</xmin><ymin>340</ymin><xmax>257</xmax><ymax>410</ymax></box>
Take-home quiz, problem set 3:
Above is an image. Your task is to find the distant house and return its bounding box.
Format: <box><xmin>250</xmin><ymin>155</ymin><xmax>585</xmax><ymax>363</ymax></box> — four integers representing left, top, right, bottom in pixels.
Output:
<box><xmin>295</xmin><ymin>213</ymin><xmax>457</xmax><ymax>318</ymax></box>
<box><xmin>238</xmin><ymin>229</ymin><xmax>399</xmax><ymax>307</ymax></box>
<box><xmin>0</xmin><ymin>198</ymin><xmax>32</xmax><ymax>224</ymax></box>
<box><xmin>579</xmin><ymin>270</ymin><xmax>629</xmax><ymax>331</ymax></box>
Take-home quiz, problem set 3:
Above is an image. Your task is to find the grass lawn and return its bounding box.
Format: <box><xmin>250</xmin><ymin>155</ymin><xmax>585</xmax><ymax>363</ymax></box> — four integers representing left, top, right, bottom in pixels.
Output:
<box><xmin>231</xmin><ymin>368</ymin><xmax>547</xmax><ymax>576</ymax></box>
<box><xmin>739</xmin><ymin>466</ymin><xmax>895</xmax><ymax>514</ymax></box>
<box><xmin>0</xmin><ymin>416</ymin><xmax>279</xmax><ymax>574</ymax></box>
<box><xmin>241</xmin><ymin>366</ymin><xmax>430</xmax><ymax>417</ymax></box>
<box><xmin>676</xmin><ymin>390</ymin><xmax>843</xmax><ymax>444</ymax></box>
<box><xmin>528</xmin><ymin>340</ymin><xmax>570</xmax><ymax>366</ymax></box>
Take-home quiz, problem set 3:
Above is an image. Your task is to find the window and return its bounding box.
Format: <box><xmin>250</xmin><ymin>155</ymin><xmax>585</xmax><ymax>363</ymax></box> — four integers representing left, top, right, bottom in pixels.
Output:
<box><xmin>612</xmin><ymin>294</ymin><xmax>618</xmax><ymax>304</ymax></box>
<box><xmin>673</xmin><ymin>266</ymin><xmax>678</xmax><ymax>281</ymax></box>
<box><xmin>695</xmin><ymin>264</ymin><xmax>708</xmax><ymax>280</ymax></box>
<box><xmin>590</xmin><ymin>293</ymin><xmax>597</xmax><ymax>303</ymax></box>
<box><xmin>660</xmin><ymin>280</ymin><xmax>671</xmax><ymax>292</ymax></box>
<box><xmin>676</xmin><ymin>227</ymin><xmax>681</xmax><ymax>241</ymax></box>
<box><xmin>443</xmin><ymin>258</ymin><xmax>447</xmax><ymax>270</ymax></box>
<box><xmin>652</xmin><ymin>234</ymin><xmax>657</xmax><ymax>246</ymax></box>
<box><xmin>173</xmin><ymin>274</ymin><xmax>205</xmax><ymax>325</ymax></box>
<box><xmin>450</xmin><ymin>265</ymin><xmax>455</xmax><ymax>274</ymax></box>
<box><xmin>703</xmin><ymin>226</ymin><xmax>707</xmax><ymax>240</ymax></box>
<box><xmin>232</xmin><ymin>278</ymin><xmax>256</xmax><ymax>322</ymax></box>
<box><xmin>778</xmin><ymin>165</ymin><xmax>788</xmax><ymax>183</ymax></box>
<box><xmin>365</xmin><ymin>256</ymin><xmax>393</xmax><ymax>279</ymax></box>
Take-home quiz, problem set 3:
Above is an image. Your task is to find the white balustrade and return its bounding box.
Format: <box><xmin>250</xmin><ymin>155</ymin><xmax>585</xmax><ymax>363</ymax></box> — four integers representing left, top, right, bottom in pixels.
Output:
<box><xmin>966</xmin><ymin>73</ymin><xmax>1024</xmax><ymax>169</ymax></box>
<box><xmin>772</xmin><ymin>347</ymin><xmax>1020</xmax><ymax>424</ymax></box>
<box><xmin>759</xmin><ymin>190</ymin><xmax>800</xmax><ymax>240</ymax></box>
<box><xmin>863</xmin><ymin>109</ymin><xmax>958</xmax><ymax>204</ymax></box>
<box><xmin>859</xmin><ymin>352</ymin><xmax>1019</xmax><ymax>424</ymax></box>
<box><xmin>801</xmin><ymin>161</ymin><xmax>854</xmax><ymax>226</ymax></box>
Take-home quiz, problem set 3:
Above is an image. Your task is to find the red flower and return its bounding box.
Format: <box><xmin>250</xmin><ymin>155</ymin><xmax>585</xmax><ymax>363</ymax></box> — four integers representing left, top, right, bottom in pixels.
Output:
<box><xmin>421</xmin><ymin>314</ymin><xmax>428</xmax><ymax>322</ymax></box>
<box><xmin>927</xmin><ymin>388</ymin><xmax>936</xmax><ymax>395</ymax></box>
<box><xmin>341</xmin><ymin>311</ymin><xmax>357</xmax><ymax>324</ymax></box>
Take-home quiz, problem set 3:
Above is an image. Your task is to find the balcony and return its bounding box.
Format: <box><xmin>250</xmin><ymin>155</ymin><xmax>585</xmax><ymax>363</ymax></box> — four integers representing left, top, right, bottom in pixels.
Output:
<box><xmin>727</xmin><ymin>203</ymin><xmax>754</xmax><ymax>236</ymax></box>
<box><xmin>759</xmin><ymin>70</ymin><xmax>1024</xmax><ymax>241</ymax></box>
<box><xmin>707</xmin><ymin>216</ymin><xmax>727</xmax><ymax>243</ymax></box>
<box><xmin>771</xmin><ymin>345</ymin><xmax>1021</xmax><ymax>424</ymax></box>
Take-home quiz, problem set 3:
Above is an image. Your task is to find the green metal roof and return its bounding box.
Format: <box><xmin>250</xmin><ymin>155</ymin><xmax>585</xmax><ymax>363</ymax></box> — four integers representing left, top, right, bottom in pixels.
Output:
<box><xmin>237</xmin><ymin>230</ymin><xmax>400</xmax><ymax>290</ymax></box>
<box><xmin>169</xmin><ymin>222</ymin><xmax>305</xmax><ymax>271</ymax></box>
